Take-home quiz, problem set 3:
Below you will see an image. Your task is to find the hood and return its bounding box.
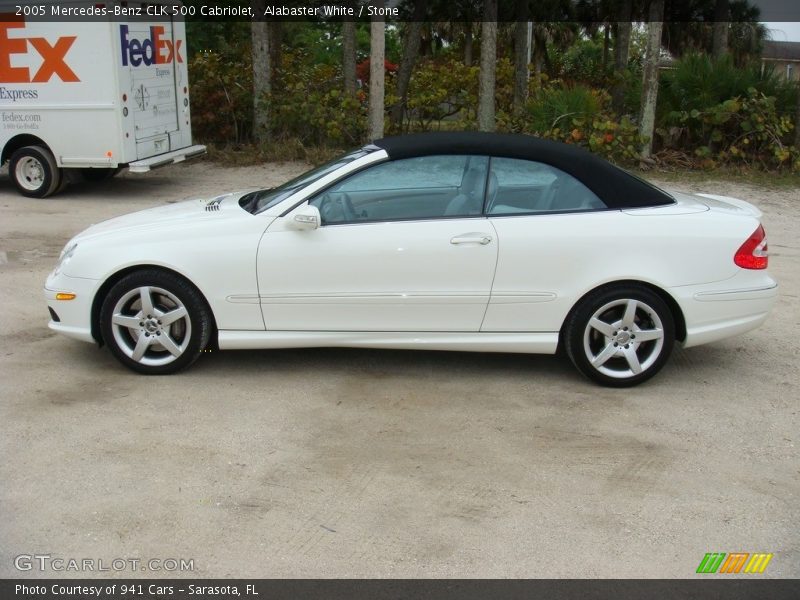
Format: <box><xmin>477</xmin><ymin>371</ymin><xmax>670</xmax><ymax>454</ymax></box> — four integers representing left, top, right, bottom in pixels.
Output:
<box><xmin>73</xmin><ymin>191</ymin><xmax>253</xmax><ymax>242</ymax></box>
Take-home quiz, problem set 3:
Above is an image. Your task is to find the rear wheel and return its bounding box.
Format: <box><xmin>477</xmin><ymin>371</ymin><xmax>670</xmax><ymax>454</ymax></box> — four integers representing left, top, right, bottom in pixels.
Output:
<box><xmin>100</xmin><ymin>270</ymin><xmax>212</xmax><ymax>374</ymax></box>
<box><xmin>564</xmin><ymin>284</ymin><xmax>675</xmax><ymax>387</ymax></box>
<box><xmin>9</xmin><ymin>145</ymin><xmax>62</xmax><ymax>198</ymax></box>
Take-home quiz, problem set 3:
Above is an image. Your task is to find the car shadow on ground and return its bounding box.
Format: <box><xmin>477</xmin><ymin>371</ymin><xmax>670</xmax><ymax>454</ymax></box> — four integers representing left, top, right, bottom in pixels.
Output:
<box><xmin>63</xmin><ymin>337</ymin><xmax>725</xmax><ymax>393</ymax></box>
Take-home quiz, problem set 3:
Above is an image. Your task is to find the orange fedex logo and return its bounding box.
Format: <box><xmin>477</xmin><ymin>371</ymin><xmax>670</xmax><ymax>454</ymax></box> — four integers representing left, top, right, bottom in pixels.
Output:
<box><xmin>120</xmin><ymin>25</ymin><xmax>183</xmax><ymax>67</ymax></box>
<box><xmin>0</xmin><ymin>16</ymin><xmax>79</xmax><ymax>83</ymax></box>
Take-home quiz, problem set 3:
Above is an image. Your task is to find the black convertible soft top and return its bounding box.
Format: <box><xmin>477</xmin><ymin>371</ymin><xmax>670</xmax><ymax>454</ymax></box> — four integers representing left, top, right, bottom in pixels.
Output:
<box><xmin>372</xmin><ymin>132</ymin><xmax>674</xmax><ymax>210</ymax></box>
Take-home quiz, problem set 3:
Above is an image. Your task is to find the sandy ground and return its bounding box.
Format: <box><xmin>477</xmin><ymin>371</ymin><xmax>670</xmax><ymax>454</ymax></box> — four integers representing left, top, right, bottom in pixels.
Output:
<box><xmin>0</xmin><ymin>161</ymin><xmax>798</xmax><ymax>578</ymax></box>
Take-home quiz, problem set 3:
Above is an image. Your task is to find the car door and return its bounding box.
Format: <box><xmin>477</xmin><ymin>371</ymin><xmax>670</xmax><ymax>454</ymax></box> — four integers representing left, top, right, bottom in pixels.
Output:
<box><xmin>256</xmin><ymin>155</ymin><xmax>498</xmax><ymax>332</ymax></box>
<box><xmin>481</xmin><ymin>157</ymin><xmax>613</xmax><ymax>333</ymax></box>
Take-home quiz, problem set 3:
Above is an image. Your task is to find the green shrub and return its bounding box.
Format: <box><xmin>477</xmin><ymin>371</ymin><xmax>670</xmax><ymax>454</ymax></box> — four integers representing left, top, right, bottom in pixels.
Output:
<box><xmin>524</xmin><ymin>85</ymin><xmax>604</xmax><ymax>133</ymax></box>
<box><xmin>188</xmin><ymin>49</ymin><xmax>253</xmax><ymax>144</ymax></box>
<box><xmin>399</xmin><ymin>57</ymin><xmax>517</xmax><ymax>132</ymax></box>
<box><xmin>265</xmin><ymin>51</ymin><xmax>367</xmax><ymax>146</ymax></box>
<box><xmin>401</xmin><ymin>58</ymin><xmax>479</xmax><ymax>130</ymax></box>
<box><xmin>551</xmin><ymin>37</ymin><xmax>610</xmax><ymax>87</ymax></box>
<box><xmin>667</xmin><ymin>88</ymin><xmax>798</xmax><ymax>169</ymax></box>
<box><xmin>530</xmin><ymin>115</ymin><xmax>645</xmax><ymax>164</ymax></box>
<box><xmin>659</xmin><ymin>53</ymin><xmax>796</xmax><ymax>122</ymax></box>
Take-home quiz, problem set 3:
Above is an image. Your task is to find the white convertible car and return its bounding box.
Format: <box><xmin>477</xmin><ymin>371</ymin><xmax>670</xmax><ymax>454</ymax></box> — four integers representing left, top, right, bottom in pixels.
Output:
<box><xmin>44</xmin><ymin>133</ymin><xmax>777</xmax><ymax>386</ymax></box>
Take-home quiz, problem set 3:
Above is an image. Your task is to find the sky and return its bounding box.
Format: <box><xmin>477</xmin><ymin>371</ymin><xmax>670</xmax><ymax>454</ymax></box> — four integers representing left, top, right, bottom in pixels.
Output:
<box><xmin>762</xmin><ymin>22</ymin><xmax>800</xmax><ymax>42</ymax></box>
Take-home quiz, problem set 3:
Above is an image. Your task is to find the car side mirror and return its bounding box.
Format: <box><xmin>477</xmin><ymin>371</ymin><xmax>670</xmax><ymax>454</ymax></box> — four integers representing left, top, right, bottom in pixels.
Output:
<box><xmin>290</xmin><ymin>205</ymin><xmax>321</xmax><ymax>231</ymax></box>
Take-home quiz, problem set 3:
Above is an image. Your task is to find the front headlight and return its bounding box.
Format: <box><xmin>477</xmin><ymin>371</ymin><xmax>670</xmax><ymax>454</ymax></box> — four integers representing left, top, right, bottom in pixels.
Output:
<box><xmin>53</xmin><ymin>242</ymin><xmax>78</xmax><ymax>275</ymax></box>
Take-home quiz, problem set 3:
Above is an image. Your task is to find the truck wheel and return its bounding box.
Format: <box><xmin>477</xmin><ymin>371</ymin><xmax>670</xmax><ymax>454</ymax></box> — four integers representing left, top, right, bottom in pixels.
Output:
<box><xmin>81</xmin><ymin>167</ymin><xmax>122</xmax><ymax>182</ymax></box>
<box><xmin>9</xmin><ymin>145</ymin><xmax>62</xmax><ymax>198</ymax></box>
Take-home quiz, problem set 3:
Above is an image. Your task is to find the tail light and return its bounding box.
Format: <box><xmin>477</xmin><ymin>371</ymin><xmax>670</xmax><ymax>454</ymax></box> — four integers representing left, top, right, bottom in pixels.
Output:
<box><xmin>734</xmin><ymin>224</ymin><xmax>768</xmax><ymax>269</ymax></box>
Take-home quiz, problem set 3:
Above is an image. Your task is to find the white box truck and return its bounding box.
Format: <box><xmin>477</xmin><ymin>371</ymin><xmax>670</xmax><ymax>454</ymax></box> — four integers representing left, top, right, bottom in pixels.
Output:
<box><xmin>1</xmin><ymin>0</ymin><xmax>206</xmax><ymax>197</ymax></box>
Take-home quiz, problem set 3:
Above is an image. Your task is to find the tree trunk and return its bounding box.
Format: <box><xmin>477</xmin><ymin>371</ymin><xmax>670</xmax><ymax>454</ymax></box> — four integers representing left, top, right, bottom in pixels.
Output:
<box><xmin>611</xmin><ymin>2</ymin><xmax>632</xmax><ymax>115</ymax></box>
<box><xmin>268</xmin><ymin>21</ymin><xmax>282</xmax><ymax>75</ymax></box>
<box><xmin>638</xmin><ymin>0</ymin><xmax>664</xmax><ymax>160</ymax></box>
<box><xmin>251</xmin><ymin>0</ymin><xmax>270</xmax><ymax>143</ymax></box>
<box><xmin>712</xmin><ymin>0</ymin><xmax>729</xmax><ymax>59</ymax></box>
<box><xmin>532</xmin><ymin>28</ymin><xmax>545</xmax><ymax>78</ymax></box>
<box><xmin>795</xmin><ymin>80</ymin><xmax>800</xmax><ymax>147</ymax></box>
<box><xmin>369</xmin><ymin>2</ymin><xmax>386</xmax><ymax>141</ymax></box>
<box><xmin>464</xmin><ymin>25</ymin><xmax>473</xmax><ymax>67</ymax></box>
<box><xmin>477</xmin><ymin>1</ymin><xmax>497</xmax><ymax>132</ymax></box>
<box><xmin>513</xmin><ymin>4</ymin><xmax>530</xmax><ymax>116</ymax></box>
<box><xmin>390</xmin><ymin>0</ymin><xmax>425</xmax><ymax>130</ymax></box>
<box><xmin>343</xmin><ymin>19</ymin><xmax>357</xmax><ymax>96</ymax></box>
<box><xmin>602</xmin><ymin>25</ymin><xmax>610</xmax><ymax>69</ymax></box>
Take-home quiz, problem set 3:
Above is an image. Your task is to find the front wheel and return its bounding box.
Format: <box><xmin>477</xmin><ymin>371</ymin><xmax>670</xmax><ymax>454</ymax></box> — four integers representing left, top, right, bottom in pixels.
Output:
<box><xmin>99</xmin><ymin>270</ymin><xmax>212</xmax><ymax>374</ymax></box>
<box><xmin>564</xmin><ymin>284</ymin><xmax>675</xmax><ymax>387</ymax></box>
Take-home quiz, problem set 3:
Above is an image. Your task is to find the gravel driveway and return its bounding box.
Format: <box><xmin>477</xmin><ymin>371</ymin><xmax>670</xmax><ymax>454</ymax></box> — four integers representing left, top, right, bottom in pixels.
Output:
<box><xmin>0</xmin><ymin>162</ymin><xmax>797</xmax><ymax>578</ymax></box>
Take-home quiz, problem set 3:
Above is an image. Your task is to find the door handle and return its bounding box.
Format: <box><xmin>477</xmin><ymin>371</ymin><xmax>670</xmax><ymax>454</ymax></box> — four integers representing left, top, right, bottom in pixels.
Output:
<box><xmin>450</xmin><ymin>233</ymin><xmax>493</xmax><ymax>245</ymax></box>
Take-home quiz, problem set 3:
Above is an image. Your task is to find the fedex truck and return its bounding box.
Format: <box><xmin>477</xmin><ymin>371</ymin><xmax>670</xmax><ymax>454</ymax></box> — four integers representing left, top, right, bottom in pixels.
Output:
<box><xmin>0</xmin><ymin>1</ymin><xmax>205</xmax><ymax>197</ymax></box>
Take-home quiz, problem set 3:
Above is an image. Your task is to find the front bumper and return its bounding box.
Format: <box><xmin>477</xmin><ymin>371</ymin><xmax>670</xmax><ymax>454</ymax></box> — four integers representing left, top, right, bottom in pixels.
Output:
<box><xmin>670</xmin><ymin>271</ymin><xmax>778</xmax><ymax>348</ymax></box>
<box><xmin>44</xmin><ymin>271</ymin><xmax>100</xmax><ymax>344</ymax></box>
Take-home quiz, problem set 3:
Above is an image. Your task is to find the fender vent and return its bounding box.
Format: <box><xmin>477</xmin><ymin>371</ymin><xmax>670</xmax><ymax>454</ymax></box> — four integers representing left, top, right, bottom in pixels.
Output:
<box><xmin>205</xmin><ymin>198</ymin><xmax>223</xmax><ymax>212</ymax></box>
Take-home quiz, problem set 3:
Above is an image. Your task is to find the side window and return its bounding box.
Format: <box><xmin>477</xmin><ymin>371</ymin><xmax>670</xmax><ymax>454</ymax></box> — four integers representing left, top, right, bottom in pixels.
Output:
<box><xmin>309</xmin><ymin>155</ymin><xmax>488</xmax><ymax>224</ymax></box>
<box><xmin>486</xmin><ymin>157</ymin><xmax>606</xmax><ymax>215</ymax></box>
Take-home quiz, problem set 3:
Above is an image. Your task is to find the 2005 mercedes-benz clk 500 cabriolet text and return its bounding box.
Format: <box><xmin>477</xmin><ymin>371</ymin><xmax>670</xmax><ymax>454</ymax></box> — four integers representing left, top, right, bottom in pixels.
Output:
<box><xmin>44</xmin><ymin>132</ymin><xmax>777</xmax><ymax>386</ymax></box>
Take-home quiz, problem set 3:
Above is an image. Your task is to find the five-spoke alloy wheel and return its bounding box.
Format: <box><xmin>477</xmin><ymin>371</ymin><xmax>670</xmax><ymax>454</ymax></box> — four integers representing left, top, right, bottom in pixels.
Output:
<box><xmin>564</xmin><ymin>284</ymin><xmax>675</xmax><ymax>387</ymax></box>
<box><xmin>100</xmin><ymin>270</ymin><xmax>211</xmax><ymax>374</ymax></box>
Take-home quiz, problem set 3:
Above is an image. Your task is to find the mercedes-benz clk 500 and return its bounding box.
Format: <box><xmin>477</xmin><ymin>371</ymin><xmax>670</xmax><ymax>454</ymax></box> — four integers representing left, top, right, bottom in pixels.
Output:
<box><xmin>44</xmin><ymin>133</ymin><xmax>777</xmax><ymax>386</ymax></box>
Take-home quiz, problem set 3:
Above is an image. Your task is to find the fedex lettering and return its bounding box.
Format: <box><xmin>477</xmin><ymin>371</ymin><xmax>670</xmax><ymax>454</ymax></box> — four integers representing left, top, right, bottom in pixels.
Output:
<box><xmin>120</xmin><ymin>25</ymin><xmax>183</xmax><ymax>67</ymax></box>
<box><xmin>0</xmin><ymin>16</ymin><xmax>79</xmax><ymax>83</ymax></box>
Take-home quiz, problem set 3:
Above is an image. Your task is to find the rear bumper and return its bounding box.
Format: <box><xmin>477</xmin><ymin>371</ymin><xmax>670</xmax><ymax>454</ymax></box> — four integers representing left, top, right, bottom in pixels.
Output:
<box><xmin>127</xmin><ymin>144</ymin><xmax>206</xmax><ymax>173</ymax></box>
<box><xmin>671</xmin><ymin>273</ymin><xmax>778</xmax><ymax>348</ymax></box>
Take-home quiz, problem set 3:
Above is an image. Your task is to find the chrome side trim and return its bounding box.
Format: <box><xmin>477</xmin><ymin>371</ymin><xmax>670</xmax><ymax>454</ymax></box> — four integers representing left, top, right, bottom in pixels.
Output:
<box><xmin>257</xmin><ymin>292</ymin><xmax>489</xmax><ymax>305</ymax></box>
<box><xmin>693</xmin><ymin>283</ymin><xmax>778</xmax><ymax>302</ymax></box>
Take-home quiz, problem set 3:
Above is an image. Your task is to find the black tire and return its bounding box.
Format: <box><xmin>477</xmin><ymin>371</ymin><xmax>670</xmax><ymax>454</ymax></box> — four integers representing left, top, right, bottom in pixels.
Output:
<box><xmin>564</xmin><ymin>284</ymin><xmax>675</xmax><ymax>387</ymax></box>
<box><xmin>55</xmin><ymin>170</ymin><xmax>71</xmax><ymax>194</ymax></box>
<box><xmin>99</xmin><ymin>269</ymin><xmax>212</xmax><ymax>375</ymax></box>
<box><xmin>9</xmin><ymin>145</ymin><xmax>62</xmax><ymax>198</ymax></box>
<box><xmin>81</xmin><ymin>167</ymin><xmax>122</xmax><ymax>182</ymax></box>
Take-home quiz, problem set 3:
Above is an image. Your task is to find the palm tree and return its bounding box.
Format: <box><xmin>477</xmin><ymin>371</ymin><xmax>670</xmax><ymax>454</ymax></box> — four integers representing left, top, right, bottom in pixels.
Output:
<box><xmin>477</xmin><ymin>0</ymin><xmax>497</xmax><ymax>132</ymax></box>
<box><xmin>639</xmin><ymin>0</ymin><xmax>665</xmax><ymax>159</ymax></box>
<box><xmin>612</xmin><ymin>0</ymin><xmax>633</xmax><ymax>114</ymax></box>
<box><xmin>712</xmin><ymin>0</ymin><xmax>730</xmax><ymax>58</ymax></box>
<box><xmin>513</xmin><ymin>2</ymin><xmax>530</xmax><ymax>115</ymax></box>
<box><xmin>662</xmin><ymin>0</ymin><xmax>765</xmax><ymax>67</ymax></box>
<box><xmin>369</xmin><ymin>1</ymin><xmax>386</xmax><ymax>141</ymax></box>
<box><xmin>250</xmin><ymin>0</ymin><xmax>270</xmax><ymax>142</ymax></box>
<box><xmin>390</xmin><ymin>0</ymin><xmax>427</xmax><ymax>130</ymax></box>
<box><xmin>342</xmin><ymin>8</ymin><xmax>357</xmax><ymax>96</ymax></box>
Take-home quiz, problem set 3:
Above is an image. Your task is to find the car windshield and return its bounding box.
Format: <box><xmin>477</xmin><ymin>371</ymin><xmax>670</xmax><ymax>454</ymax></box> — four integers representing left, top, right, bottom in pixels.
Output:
<box><xmin>242</xmin><ymin>148</ymin><xmax>374</xmax><ymax>214</ymax></box>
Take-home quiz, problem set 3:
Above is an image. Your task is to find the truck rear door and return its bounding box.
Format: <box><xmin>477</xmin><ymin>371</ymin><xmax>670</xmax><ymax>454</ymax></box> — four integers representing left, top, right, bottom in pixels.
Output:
<box><xmin>120</xmin><ymin>19</ymin><xmax>181</xmax><ymax>158</ymax></box>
